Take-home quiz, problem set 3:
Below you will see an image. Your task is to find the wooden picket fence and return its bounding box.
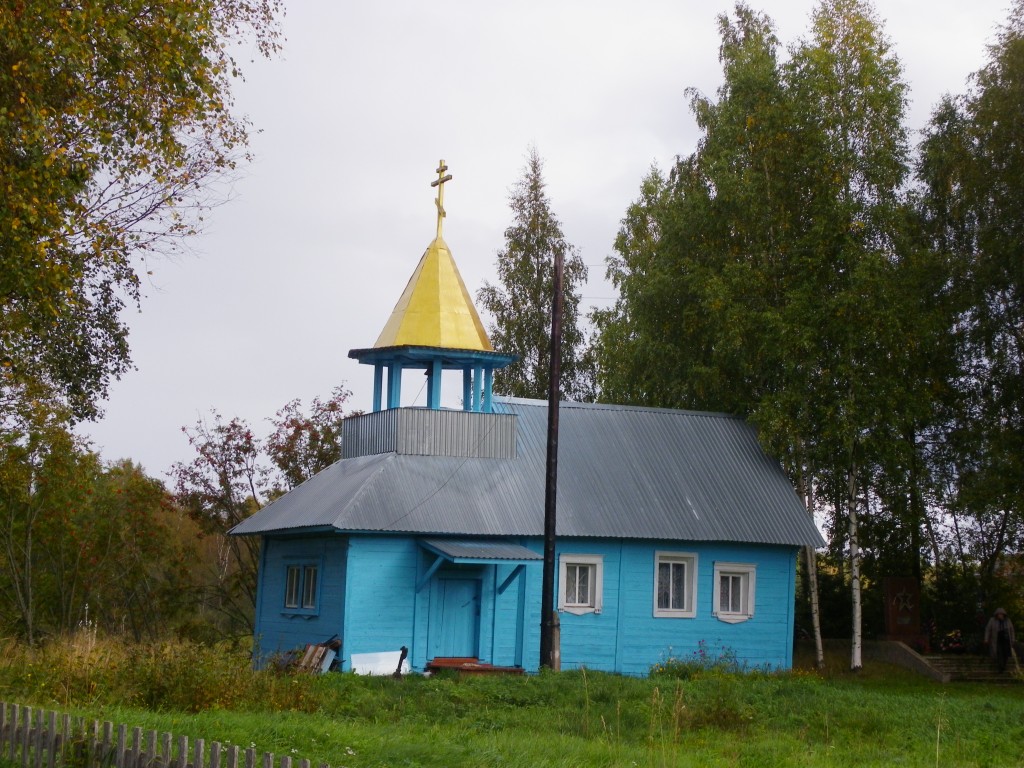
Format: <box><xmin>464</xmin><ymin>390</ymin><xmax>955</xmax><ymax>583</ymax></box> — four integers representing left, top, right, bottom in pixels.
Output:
<box><xmin>0</xmin><ymin>703</ymin><xmax>329</xmax><ymax>768</ymax></box>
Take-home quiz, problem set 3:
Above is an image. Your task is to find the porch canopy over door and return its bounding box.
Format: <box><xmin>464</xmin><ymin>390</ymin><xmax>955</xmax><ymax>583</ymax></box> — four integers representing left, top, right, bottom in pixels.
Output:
<box><xmin>416</xmin><ymin>538</ymin><xmax>542</xmax><ymax>592</ymax></box>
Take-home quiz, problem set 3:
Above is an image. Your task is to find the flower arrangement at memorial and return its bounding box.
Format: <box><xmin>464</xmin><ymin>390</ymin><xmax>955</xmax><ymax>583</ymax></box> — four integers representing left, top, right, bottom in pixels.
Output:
<box><xmin>939</xmin><ymin>629</ymin><xmax>965</xmax><ymax>652</ymax></box>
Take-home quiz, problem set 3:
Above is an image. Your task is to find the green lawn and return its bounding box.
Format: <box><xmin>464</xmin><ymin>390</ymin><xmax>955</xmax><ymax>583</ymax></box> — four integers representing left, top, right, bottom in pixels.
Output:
<box><xmin>1</xmin><ymin>638</ymin><xmax>1021</xmax><ymax>767</ymax></box>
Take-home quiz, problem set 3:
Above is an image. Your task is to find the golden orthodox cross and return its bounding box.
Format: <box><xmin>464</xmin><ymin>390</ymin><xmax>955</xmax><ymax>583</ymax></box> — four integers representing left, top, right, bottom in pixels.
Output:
<box><xmin>431</xmin><ymin>159</ymin><xmax>453</xmax><ymax>238</ymax></box>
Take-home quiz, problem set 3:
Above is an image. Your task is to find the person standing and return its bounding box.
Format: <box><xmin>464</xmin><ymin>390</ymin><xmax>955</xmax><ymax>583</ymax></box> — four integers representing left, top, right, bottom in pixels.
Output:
<box><xmin>984</xmin><ymin>608</ymin><xmax>1016</xmax><ymax>672</ymax></box>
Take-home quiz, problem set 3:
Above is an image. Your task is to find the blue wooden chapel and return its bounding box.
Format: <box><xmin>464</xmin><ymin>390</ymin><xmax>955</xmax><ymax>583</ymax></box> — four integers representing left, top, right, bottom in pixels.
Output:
<box><xmin>231</xmin><ymin>162</ymin><xmax>824</xmax><ymax>674</ymax></box>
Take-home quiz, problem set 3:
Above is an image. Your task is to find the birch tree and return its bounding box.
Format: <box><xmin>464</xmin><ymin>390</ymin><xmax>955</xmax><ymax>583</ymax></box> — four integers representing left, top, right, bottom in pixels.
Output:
<box><xmin>597</xmin><ymin>4</ymin><xmax>831</xmax><ymax>667</ymax></box>
<box><xmin>775</xmin><ymin>0</ymin><xmax>914</xmax><ymax>670</ymax></box>
<box><xmin>596</xmin><ymin>0</ymin><xmax>919</xmax><ymax>669</ymax></box>
<box><xmin>917</xmin><ymin>0</ymin><xmax>1024</xmax><ymax>601</ymax></box>
<box><xmin>0</xmin><ymin>0</ymin><xmax>282</xmax><ymax>421</ymax></box>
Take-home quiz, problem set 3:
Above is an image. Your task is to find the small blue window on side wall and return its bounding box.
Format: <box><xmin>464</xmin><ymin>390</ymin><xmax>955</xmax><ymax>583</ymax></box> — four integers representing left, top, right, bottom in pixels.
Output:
<box><xmin>283</xmin><ymin>561</ymin><xmax>321</xmax><ymax>615</ymax></box>
<box><xmin>301</xmin><ymin>565</ymin><xmax>319</xmax><ymax>609</ymax></box>
<box><xmin>285</xmin><ymin>565</ymin><xmax>301</xmax><ymax>608</ymax></box>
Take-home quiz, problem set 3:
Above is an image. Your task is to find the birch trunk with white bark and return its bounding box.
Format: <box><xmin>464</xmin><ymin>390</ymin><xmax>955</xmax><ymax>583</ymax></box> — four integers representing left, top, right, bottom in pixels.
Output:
<box><xmin>848</xmin><ymin>464</ymin><xmax>863</xmax><ymax>671</ymax></box>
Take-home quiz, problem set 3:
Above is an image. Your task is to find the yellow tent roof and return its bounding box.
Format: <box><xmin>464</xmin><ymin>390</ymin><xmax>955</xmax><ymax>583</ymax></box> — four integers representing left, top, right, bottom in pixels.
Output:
<box><xmin>373</xmin><ymin>236</ymin><xmax>493</xmax><ymax>351</ymax></box>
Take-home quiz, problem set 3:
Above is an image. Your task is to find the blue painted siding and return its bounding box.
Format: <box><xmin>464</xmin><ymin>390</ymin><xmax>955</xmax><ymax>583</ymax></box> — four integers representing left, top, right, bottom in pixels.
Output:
<box><xmin>342</xmin><ymin>536</ymin><xmax>420</xmax><ymax>670</ymax></box>
<box><xmin>340</xmin><ymin>536</ymin><xmax>544</xmax><ymax>672</ymax></box>
<box><xmin>254</xmin><ymin>535</ymin><xmax>347</xmax><ymax>666</ymax></box>
<box><xmin>555</xmin><ymin>543</ymin><xmax>621</xmax><ymax>672</ymax></box>
<box><xmin>555</xmin><ymin>540</ymin><xmax>798</xmax><ymax>675</ymax></box>
<box><xmin>489</xmin><ymin>561</ymin><xmax>540</xmax><ymax>667</ymax></box>
<box><xmin>253</xmin><ymin>533</ymin><xmax>797</xmax><ymax>675</ymax></box>
<box><xmin>479</xmin><ymin>541</ymin><xmax>542</xmax><ymax>670</ymax></box>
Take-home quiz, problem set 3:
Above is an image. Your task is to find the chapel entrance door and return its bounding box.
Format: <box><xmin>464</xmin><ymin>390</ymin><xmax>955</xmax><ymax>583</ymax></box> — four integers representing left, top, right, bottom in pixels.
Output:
<box><xmin>429</xmin><ymin>577</ymin><xmax>481</xmax><ymax>659</ymax></box>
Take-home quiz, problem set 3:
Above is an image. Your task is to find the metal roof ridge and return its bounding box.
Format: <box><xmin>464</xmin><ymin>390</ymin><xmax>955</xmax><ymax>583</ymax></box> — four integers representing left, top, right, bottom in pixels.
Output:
<box><xmin>329</xmin><ymin>452</ymin><xmax>399</xmax><ymax>529</ymax></box>
<box><xmin>494</xmin><ymin>396</ymin><xmax>745</xmax><ymax>420</ymax></box>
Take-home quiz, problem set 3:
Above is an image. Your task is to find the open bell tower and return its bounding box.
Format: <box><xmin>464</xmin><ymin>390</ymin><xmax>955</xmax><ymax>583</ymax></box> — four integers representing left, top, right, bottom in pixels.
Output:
<box><xmin>348</xmin><ymin>160</ymin><xmax>515</xmax><ymax>414</ymax></box>
<box><xmin>342</xmin><ymin>161</ymin><xmax>518</xmax><ymax>462</ymax></box>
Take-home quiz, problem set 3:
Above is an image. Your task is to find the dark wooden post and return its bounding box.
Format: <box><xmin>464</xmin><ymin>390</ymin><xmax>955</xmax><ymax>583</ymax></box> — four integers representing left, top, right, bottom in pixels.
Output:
<box><xmin>540</xmin><ymin>248</ymin><xmax>564</xmax><ymax>670</ymax></box>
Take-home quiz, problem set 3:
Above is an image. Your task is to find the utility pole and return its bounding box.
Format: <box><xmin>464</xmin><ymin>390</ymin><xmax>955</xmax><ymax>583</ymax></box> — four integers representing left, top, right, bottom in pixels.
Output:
<box><xmin>540</xmin><ymin>248</ymin><xmax>564</xmax><ymax>670</ymax></box>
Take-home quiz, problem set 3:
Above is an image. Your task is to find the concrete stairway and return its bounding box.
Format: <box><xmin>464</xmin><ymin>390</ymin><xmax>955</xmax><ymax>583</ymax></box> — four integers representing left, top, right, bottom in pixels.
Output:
<box><xmin>922</xmin><ymin>653</ymin><xmax>1021</xmax><ymax>684</ymax></box>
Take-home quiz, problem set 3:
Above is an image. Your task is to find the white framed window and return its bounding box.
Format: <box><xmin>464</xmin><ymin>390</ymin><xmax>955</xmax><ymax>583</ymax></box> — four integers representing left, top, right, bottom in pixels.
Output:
<box><xmin>653</xmin><ymin>551</ymin><xmax>697</xmax><ymax>618</ymax></box>
<box><xmin>712</xmin><ymin>562</ymin><xmax>756</xmax><ymax>623</ymax></box>
<box><xmin>558</xmin><ymin>554</ymin><xmax>603</xmax><ymax>615</ymax></box>
<box><xmin>284</xmin><ymin>561</ymin><xmax>321</xmax><ymax>614</ymax></box>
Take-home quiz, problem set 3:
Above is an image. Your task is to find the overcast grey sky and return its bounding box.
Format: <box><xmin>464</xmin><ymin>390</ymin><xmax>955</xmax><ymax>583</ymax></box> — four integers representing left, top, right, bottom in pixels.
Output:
<box><xmin>79</xmin><ymin>0</ymin><xmax>1011</xmax><ymax>478</ymax></box>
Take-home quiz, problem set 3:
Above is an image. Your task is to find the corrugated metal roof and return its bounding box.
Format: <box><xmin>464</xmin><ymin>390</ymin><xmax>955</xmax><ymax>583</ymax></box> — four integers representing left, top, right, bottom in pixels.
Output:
<box><xmin>421</xmin><ymin>539</ymin><xmax>542</xmax><ymax>562</ymax></box>
<box><xmin>230</xmin><ymin>398</ymin><xmax>824</xmax><ymax>547</ymax></box>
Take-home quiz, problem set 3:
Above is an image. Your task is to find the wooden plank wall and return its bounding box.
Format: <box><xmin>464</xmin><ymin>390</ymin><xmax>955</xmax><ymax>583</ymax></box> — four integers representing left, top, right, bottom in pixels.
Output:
<box><xmin>0</xmin><ymin>703</ymin><xmax>329</xmax><ymax>768</ymax></box>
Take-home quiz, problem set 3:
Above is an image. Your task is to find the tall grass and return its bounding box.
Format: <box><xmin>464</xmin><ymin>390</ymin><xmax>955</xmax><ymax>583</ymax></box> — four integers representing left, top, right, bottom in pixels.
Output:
<box><xmin>0</xmin><ymin>633</ymin><xmax>1021</xmax><ymax>767</ymax></box>
<box><xmin>0</xmin><ymin>633</ymin><xmax>315</xmax><ymax>713</ymax></box>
